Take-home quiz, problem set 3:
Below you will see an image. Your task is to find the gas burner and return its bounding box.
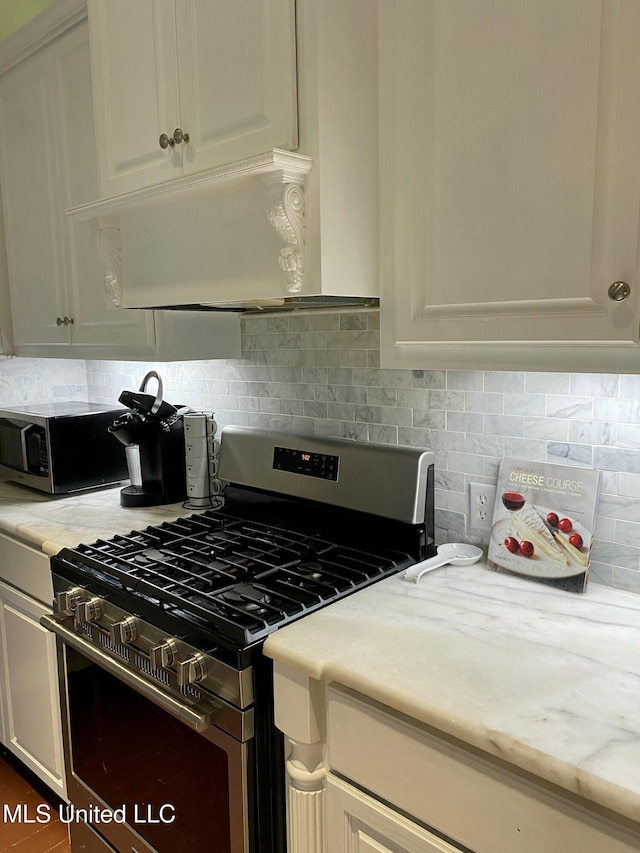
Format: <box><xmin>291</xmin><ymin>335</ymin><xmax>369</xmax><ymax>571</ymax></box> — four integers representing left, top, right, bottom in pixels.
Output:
<box><xmin>295</xmin><ymin>562</ymin><xmax>323</xmax><ymax>580</ymax></box>
<box><xmin>220</xmin><ymin>584</ymin><xmax>272</xmax><ymax>614</ymax></box>
<box><xmin>132</xmin><ymin>549</ymin><xmax>169</xmax><ymax>566</ymax></box>
<box><xmin>204</xmin><ymin>530</ymin><xmax>236</xmax><ymax>542</ymax></box>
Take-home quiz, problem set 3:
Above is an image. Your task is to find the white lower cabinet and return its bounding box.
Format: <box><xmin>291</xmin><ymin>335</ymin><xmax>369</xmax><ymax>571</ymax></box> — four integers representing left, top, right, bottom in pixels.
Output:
<box><xmin>0</xmin><ymin>537</ymin><xmax>66</xmax><ymax>799</ymax></box>
<box><xmin>271</xmin><ymin>662</ymin><xmax>640</xmax><ymax>853</ymax></box>
<box><xmin>327</xmin><ymin>774</ymin><xmax>463</xmax><ymax>853</ymax></box>
<box><xmin>327</xmin><ymin>686</ymin><xmax>640</xmax><ymax>853</ymax></box>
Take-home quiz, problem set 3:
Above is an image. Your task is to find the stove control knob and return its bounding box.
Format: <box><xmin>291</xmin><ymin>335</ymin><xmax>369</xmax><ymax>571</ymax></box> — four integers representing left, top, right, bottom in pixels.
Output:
<box><xmin>56</xmin><ymin>588</ymin><xmax>82</xmax><ymax>615</ymax></box>
<box><xmin>176</xmin><ymin>653</ymin><xmax>207</xmax><ymax>688</ymax></box>
<box><xmin>75</xmin><ymin>598</ymin><xmax>102</xmax><ymax>624</ymax></box>
<box><xmin>150</xmin><ymin>639</ymin><xmax>178</xmax><ymax>670</ymax></box>
<box><xmin>110</xmin><ymin>617</ymin><xmax>138</xmax><ymax>645</ymax></box>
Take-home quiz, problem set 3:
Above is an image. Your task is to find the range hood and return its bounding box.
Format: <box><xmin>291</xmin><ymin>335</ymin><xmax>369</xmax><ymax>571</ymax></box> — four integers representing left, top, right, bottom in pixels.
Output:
<box><xmin>67</xmin><ymin>150</ymin><xmax>379</xmax><ymax>313</ymax></box>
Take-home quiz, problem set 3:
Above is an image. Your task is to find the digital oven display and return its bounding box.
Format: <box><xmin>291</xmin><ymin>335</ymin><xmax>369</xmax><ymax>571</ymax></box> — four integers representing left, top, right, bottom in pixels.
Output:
<box><xmin>273</xmin><ymin>446</ymin><xmax>339</xmax><ymax>481</ymax></box>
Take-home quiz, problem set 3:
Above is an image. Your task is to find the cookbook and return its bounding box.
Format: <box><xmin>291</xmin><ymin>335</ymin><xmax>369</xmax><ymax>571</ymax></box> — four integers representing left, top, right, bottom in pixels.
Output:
<box><xmin>487</xmin><ymin>459</ymin><xmax>601</xmax><ymax>592</ymax></box>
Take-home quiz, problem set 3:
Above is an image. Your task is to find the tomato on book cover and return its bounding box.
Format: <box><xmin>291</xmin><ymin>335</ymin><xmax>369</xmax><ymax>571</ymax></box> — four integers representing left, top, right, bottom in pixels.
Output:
<box><xmin>487</xmin><ymin>459</ymin><xmax>601</xmax><ymax>593</ymax></box>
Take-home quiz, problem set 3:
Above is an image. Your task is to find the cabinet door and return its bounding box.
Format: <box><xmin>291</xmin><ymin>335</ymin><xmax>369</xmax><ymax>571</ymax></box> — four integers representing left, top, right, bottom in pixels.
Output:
<box><xmin>0</xmin><ymin>582</ymin><xmax>66</xmax><ymax>798</ymax></box>
<box><xmin>52</xmin><ymin>20</ymin><xmax>156</xmax><ymax>353</ymax></box>
<box><xmin>380</xmin><ymin>0</ymin><xmax>640</xmax><ymax>372</ymax></box>
<box><xmin>88</xmin><ymin>0</ymin><xmax>181</xmax><ymax>196</ymax></box>
<box><xmin>0</xmin><ymin>47</ymin><xmax>69</xmax><ymax>346</ymax></box>
<box><xmin>327</xmin><ymin>775</ymin><xmax>465</xmax><ymax>853</ymax></box>
<box><xmin>176</xmin><ymin>0</ymin><xmax>297</xmax><ymax>175</ymax></box>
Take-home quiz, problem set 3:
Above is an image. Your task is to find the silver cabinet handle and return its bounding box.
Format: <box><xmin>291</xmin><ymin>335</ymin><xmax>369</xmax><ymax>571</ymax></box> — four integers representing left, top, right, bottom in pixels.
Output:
<box><xmin>159</xmin><ymin>128</ymin><xmax>190</xmax><ymax>149</ymax></box>
<box><xmin>608</xmin><ymin>281</ymin><xmax>631</xmax><ymax>302</ymax></box>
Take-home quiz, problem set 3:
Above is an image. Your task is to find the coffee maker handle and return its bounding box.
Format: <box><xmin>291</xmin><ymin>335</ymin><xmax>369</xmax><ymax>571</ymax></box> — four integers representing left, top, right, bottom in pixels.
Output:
<box><xmin>139</xmin><ymin>371</ymin><xmax>164</xmax><ymax>416</ymax></box>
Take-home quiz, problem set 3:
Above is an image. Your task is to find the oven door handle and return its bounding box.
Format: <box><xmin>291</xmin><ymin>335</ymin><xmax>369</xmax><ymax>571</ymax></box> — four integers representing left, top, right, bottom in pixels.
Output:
<box><xmin>41</xmin><ymin>613</ymin><xmax>216</xmax><ymax>734</ymax></box>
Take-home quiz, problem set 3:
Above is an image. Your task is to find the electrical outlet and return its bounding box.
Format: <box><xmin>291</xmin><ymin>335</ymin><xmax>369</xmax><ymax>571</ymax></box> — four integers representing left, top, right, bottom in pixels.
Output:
<box><xmin>468</xmin><ymin>482</ymin><xmax>497</xmax><ymax>532</ymax></box>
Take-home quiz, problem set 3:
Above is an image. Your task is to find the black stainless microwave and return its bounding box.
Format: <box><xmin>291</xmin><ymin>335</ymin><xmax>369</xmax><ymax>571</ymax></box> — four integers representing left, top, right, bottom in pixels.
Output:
<box><xmin>0</xmin><ymin>401</ymin><xmax>128</xmax><ymax>494</ymax></box>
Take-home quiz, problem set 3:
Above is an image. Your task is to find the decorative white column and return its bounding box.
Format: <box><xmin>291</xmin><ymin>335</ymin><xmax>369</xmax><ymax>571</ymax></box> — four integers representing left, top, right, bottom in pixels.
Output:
<box><xmin>285</xmin><ymin>739</ymin><xmax>326</xmax><ymax>853</ymax></box>
<box><xmin>271</xmin><ymin>661</ymin><xmax>327</xmax><ymax>853</ymax></box>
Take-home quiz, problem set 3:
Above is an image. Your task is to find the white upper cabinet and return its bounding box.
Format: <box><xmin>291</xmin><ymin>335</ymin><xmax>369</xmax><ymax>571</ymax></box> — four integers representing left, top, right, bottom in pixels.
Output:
<box><xmin>380</xmin><ymin>0</ymin><xmax>640</xmax><ymax>372</ymax></box>
<box><xmin>0</xmin><ymin>19</ymin><xmax>155</xmax><ymax>354</ymax></box>
<box><xmin>88</xmin><ymin>0</ymin><xmax>298</xmax><ymax>197</ymax></box>
<box><xmin>0</xmin><ymin>42</ymin><xmax>67</xmax><ymax>347</ymax></box>
<box><xmin>68</xmin><ymin>0</ymin><xmax>379</xmax><ymax>311</ymax></box>
<box><xmin>0</xmin><ymin>6</ymin><xmax>241</xmax><ymax>361</ymax></box>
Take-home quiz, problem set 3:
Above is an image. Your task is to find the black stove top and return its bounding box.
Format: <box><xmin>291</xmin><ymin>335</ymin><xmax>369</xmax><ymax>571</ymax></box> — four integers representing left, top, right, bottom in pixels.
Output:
<box><xmin>54</xmin><ymin>508</ymin><xmax>413</xmax><ymax>646</ymax></box>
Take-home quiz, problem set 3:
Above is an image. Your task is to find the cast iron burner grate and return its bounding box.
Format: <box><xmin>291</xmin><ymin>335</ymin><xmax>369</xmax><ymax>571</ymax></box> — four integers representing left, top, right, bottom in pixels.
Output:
<box><xmin>59</xmin><ymin>508</ymin><xmax>411</xmax><ymax>644</ymax></box>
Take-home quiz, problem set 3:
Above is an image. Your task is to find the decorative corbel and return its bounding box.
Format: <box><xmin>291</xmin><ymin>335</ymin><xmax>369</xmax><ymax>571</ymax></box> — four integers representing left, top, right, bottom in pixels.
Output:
<box><xmin>265</xmin><ymin>174</ymin><xmax>306</xmax><ymax>293</ymax></box>
<box><xmin>96</xmin><ymin>215</ymin><xmax>123</xmax><ymax>307</ymax></box>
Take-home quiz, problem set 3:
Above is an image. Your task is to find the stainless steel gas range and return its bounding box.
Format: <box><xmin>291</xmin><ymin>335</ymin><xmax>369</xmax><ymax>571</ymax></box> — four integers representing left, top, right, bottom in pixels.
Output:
<box><xmin>41</xmin><ymin>426</ymin><xmax>435</xmax><ymax>853</ymax></box>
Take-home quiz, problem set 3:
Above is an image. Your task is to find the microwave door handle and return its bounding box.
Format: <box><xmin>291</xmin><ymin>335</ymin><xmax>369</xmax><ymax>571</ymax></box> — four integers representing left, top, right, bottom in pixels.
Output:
<box><xmin>19</xmin><ymin>425</ymin><xmax>30</xmax><ymax>472</ymax></box>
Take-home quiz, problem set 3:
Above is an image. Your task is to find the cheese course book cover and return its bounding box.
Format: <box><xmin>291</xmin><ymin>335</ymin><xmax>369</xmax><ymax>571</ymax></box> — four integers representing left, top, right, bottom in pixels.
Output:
<box><xmin>487</xmin><ymin>459</ymin><xmax>601</xmax><ymax>592</ymax></box>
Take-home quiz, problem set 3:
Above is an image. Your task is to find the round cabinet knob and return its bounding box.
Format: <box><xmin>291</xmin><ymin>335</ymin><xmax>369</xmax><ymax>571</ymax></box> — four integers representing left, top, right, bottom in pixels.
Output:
<box><xmin>150</xmin><ymin>638</ymin><xmax>179</xmax><ymax>670</ymax></box>
<box><xmin>608</xmin><ymin>281</ymin><xmax>631</xmax><ymax>302</ymax></box>
<box><xmin>56</xmin><ymin>316</ymin><xmax>74</xmax><ymax>326</ymax></box>
<box><xmin>176</xmin><ymin>653</ymin><xmax>207</xmax><ymax>688</ymax></box>
<box><xmin>172</xmin><ymin>127</ymin><xmax>189</xmax><ymax>145</ymax></box>
<box><xmin>159</xmin><ymin>129</ymin><xmax>189</xmax><ymax>150</ymax></box>
<box><xmin>110</xmin><ymin>616</ymin><xmax>139</xmax><ymax>645</ymax></box>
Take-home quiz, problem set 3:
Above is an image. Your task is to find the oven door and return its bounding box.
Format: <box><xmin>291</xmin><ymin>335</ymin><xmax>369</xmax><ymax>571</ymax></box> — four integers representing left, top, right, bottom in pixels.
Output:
<box><xmin>48</xmin><ymin>624</ymin><xmax>252</xmax><ymax>853</ymax></box>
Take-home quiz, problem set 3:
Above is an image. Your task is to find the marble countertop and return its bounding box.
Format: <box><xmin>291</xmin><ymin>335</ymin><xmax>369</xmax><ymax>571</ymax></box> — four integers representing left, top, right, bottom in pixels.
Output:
<box><xmin>264</xmin><ymin>562</ymin><xmax>640</xmax><ymax>827</ymax></box>
<box><xmin>0</xmin><ymin>478</ymin><xmax>198</xmax><ymax>554</ymax></box>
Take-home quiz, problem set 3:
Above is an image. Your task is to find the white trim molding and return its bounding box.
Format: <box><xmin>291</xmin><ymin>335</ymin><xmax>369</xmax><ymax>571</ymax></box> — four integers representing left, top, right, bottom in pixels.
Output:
<box><xmin>0</xmin><ymin>0</ymin><xmax>87</xmax><ymax>74</ymax></box>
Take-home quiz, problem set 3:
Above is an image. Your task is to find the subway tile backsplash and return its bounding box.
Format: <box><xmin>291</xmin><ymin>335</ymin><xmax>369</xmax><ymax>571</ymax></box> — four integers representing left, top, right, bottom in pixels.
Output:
<box><xmin>0</xmin><ymin>357</ymin><xmax>87</xmax><ymax>404</ymax></box>
<box><xmin>1</xmin><ymin>309</ymin><xmax>639</xmax><ymax>594</ymax></box>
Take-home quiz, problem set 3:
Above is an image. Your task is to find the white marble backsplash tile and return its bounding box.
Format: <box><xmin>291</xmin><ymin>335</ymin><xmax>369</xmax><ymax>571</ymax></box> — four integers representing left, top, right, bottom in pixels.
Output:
<box><xmin>0</xmin><ymin>357</ymin><xmax>88</xmax><ymax>404</ymax></box>
<box><xmin>0</xmin><ymin>311</ymin><xmax>639</xmax><ymax>593</ymax></box>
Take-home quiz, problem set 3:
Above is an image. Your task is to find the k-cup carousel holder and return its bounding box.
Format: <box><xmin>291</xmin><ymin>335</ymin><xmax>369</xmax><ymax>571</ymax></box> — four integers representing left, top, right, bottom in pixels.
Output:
<box><xmin>183</xmin><ymin>412</ymin><xmax>221</xmax><ymax>509</ymax></box>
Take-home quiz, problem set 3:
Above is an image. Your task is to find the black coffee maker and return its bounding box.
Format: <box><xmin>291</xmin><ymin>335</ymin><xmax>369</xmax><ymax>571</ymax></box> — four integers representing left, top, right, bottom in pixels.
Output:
<box><xmin>109</xmin><ymin>371</ymin><xmax>187</xmax><ymax>507</ymax></box>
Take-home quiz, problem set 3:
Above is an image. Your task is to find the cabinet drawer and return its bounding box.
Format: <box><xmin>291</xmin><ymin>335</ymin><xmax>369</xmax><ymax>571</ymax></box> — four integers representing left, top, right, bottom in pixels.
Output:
<box><xmin>327</xmin><ymin>686</ymin><xmax>640</xmax><ymax>853</ymax></box>
<box><xmin>0</xmin><ymin>533</ymin><xmax>51</xmax><ymax>604</ymax></box>
<box><xmin>327</xmin><ymin>774</ymin><xmax>465</xmax><ymax>853</ymax></box>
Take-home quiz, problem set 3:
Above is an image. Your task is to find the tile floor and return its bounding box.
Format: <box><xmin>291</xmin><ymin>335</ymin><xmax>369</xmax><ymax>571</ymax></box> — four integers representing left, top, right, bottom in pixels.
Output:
<box><xmin>0</xmin><ymin>752</ymin><xmax>70</xmax><ymax>852</ymax></box>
